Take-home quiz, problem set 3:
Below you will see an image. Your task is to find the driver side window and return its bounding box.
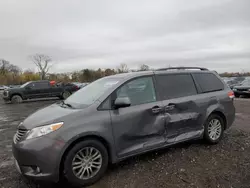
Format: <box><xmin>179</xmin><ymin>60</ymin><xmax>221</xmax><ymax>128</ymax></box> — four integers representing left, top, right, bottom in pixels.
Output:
<box><xmin>27</xmin><ymin>83</ymin><xmax>35</xmax><ymax>88</ymax></box>
<box><xmin>116</xmin><ymin>77</ymin><xmax>156</xmax><ymax>106</ymax></box>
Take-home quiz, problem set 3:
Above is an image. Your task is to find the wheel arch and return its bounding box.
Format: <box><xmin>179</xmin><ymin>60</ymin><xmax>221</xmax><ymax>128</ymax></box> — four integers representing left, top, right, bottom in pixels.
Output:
<box><xmin>10</xmin><ymin>93</ymin><xmax>23</xmax><ymax>100</ymax></box>
<box><xmin>208</xmin><ymin>110</ymin><xmax>227</xmax><ymax>130</ymax></box>
<box><xmin>58</xmin><ymin>134</ymin><xmax>114</xmax><ymax>178</ymax></box>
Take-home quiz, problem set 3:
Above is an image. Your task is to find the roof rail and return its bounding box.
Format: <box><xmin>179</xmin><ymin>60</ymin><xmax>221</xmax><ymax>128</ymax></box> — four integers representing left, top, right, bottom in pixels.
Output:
<box><xmin>156</xmin><ymin>67</ymin><xmax>208</xmax><ymax>71</ymax></box>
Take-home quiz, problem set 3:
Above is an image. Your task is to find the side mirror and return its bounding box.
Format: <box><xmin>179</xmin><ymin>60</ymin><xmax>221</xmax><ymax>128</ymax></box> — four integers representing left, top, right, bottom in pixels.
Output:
<box><xmin>114</xmin><ymin>97</ymin><xmax>131</xmax><ymax>109</ymax></box>
<box><xmin>25</xmin><ymin>86</ymin><xmax>32</xmax><ymax>90</ymax></box>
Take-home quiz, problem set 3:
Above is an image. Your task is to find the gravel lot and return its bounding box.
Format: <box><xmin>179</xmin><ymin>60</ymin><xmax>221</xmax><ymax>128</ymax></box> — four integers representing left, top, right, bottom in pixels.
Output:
<box><xmin>0</xmin><ymin>98</ymin><xmax>250</xmax><ymax>188</ymax></box>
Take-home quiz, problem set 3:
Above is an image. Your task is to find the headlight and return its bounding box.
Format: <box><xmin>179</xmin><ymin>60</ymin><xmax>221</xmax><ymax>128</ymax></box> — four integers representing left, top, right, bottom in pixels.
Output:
<box><xmin>4</xmin><ymin>90</ymin><xmax>9</xmax><ymax>96</ymax></box>
<box><xmin>233</xmin><ymin>88</ymin><xmax>237</xmax><ymax>91</ymax></box>
<box><xmin>26</xmin><ymin>122</ymin><xmax>63</xmax><ymax>140</ymax></box>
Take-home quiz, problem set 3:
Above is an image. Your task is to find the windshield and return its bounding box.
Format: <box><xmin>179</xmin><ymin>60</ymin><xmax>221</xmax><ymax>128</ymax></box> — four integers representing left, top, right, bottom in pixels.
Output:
<box><xmin>20</xmin><ymin>81</ymin><xmax>31</xmax><ymax>88</ymax></box>
<box><xmin>65</xmin><ymin>77</ymin><xmax>121</xmax><ymax>108</ymax></box>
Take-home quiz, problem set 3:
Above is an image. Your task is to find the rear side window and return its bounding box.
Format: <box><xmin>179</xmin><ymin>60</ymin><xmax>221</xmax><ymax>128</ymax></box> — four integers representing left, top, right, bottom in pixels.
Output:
<box><xmin>35</xmin><ymin>82</ymin><xmax>49</xmax><ymax>89</ymax></box>
<box><xmin>193</xmin><ymin>73</ymin><xmax>224</xmax><ymax>93</ymax></box>
<box><xmin>156</xmin><ymin>74</ymin><xmax>197</xmax><ymax>100</ymax></box>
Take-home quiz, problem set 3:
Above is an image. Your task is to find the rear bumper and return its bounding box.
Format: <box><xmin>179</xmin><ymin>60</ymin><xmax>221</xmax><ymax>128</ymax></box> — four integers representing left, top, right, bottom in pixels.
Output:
<box><xmin>225</xmin><ymin>105</ymin><xmax>235</xmax><ymax>129</ymax></box>
<box><xmin>226</xmin><ymin>112</ymin><xmax>235</xmax><ymax>129</ymax></box>
<box><xmin>12</xmin><ymin>136</ymin><xmax>66</xmax><ymax>182</ymax></box>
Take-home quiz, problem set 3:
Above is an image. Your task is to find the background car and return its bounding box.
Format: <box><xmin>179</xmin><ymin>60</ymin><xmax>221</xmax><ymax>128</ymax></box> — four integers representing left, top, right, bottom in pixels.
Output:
<box><xmin>61</xmin><ymin>82</ymin><xmax>82</xmax><ymax>93</ymax></box>
<box><xmin>8</xmin><ymin>85</ymin><xmax>21</xmax><ymax>88</ymax></box>
<box><xmin>3</xmin><ymin>80</ymin><xmax>73</xmax><ymax>103</ymax></box>
<box><xmin>79</xmin><ymin>82</ymin><xmax>89</xmax><ymax>88</ymax></box>
<box><xmin>233</xmin><ymin>77</ymin><xmax>250</xmax><ymax>98</ymax></box>
<box><xmin>0</xmin><ymin>85</ymin><xmax>9</xmax><ymax>90</ymax></box>
<box><xmin>221</xmin><ymin>77</ymin><xmax>246</xmax><ymax>89</ymax></box>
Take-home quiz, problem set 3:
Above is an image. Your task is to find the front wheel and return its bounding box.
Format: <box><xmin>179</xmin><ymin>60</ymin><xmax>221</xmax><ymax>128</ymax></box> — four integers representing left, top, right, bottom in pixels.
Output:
<box><xmin>204</xmin><ymin>114</ymin><xmax>225</xmax><ymax>144</ymax></box>
<box><xmin>11</xmin><ymin>95</ymin><xmax>23</xmax><ymax>104</ymax></box>
<box><xmin>63</xmin><ymin>139</ymin><xmax>108</xmax><ymax>187</ymax></box>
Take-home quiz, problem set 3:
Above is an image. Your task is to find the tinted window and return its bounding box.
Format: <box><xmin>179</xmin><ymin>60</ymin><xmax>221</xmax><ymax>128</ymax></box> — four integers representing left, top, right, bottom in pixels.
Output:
<box><xmin>20</xmin><ymin>81</ymin><xmax>32</xmax><ymax>88</ymax></box>
<box><xmin>116</xmin><ymin>77</ymin><xmax>156</xmax><ymax>106</ymax></box>
<box><xmin>27</xmin><ymin>83</ymin><xmax>35</xmax><ymax>88</ymax></box>
<box><xmin>156</xmin><ymin>74</ymin><xmax>197</xmax><ymax>100</ymax></box>
<box><xmin>193</xmin><ymin>73</ymin><xmax>224</xmax><ymax>93</ymax></box>
<box><xmin>34</xmin><ymin>82</ymin><xmax>49</xmax><ymax>89</ymax></box>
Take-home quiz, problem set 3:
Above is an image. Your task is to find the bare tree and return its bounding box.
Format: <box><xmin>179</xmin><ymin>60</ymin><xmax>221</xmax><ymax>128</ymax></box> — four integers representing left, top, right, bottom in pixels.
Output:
<box><xmin>117</xmin><ymin>63</ymin><xmax>129</xmax><ymax>73</ymax></box>
<box><xmin>139</xmin><ymin>64</ymin><xmax>150</xmax><ymax>71</ymax></box>
<box><xmin>30</xmin><ymin>54</ymin><xmax>52</xmax><ymax>80</ymax></box>
<box><xmin>0</xmin><ymin>59</ymin><xmax>10</xmax><ymax>75</ymax></box>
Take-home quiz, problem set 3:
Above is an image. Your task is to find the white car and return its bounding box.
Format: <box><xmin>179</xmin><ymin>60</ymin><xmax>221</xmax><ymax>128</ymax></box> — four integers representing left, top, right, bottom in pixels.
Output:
<box><xmin>0</xmin><ymin>85</ymin><xmax>9</xmax><ymax>90</ymax></box>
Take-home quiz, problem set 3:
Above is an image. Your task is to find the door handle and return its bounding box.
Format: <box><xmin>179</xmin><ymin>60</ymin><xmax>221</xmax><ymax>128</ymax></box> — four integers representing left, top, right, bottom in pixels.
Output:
<box><xmin>151</xmin><ymin>106</ymin><xmax>162</xmax><ymax>114</ymax></box>
<box><xmin>165</xmin><ymin>104</ymin><xmax>175</xmax><ymax>111</ymax></box>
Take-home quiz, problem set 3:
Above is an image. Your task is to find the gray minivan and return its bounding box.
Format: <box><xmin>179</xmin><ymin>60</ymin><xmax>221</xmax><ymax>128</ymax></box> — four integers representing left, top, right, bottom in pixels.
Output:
<box><xmin>12</xmin><ymin>67</ymin><xmax>235</xmax><ymax>186</ymax></box>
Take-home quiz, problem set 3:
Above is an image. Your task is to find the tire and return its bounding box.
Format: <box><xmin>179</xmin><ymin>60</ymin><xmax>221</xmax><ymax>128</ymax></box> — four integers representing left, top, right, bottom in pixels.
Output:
<box><xmin>11</xmin><ymin>95</ymin><xmax>23</xmax><ymax>104</ymax></box>
<box><xmin>204</xmin><ymin>114</ymin><xmax>225</xmax><ymax>144</ymax></box>
<box><xmin>58</xmin><ymin>96</ymin><xmax>64</xmax><ymax>100</ymax></box>
<box><xmin>62</xmin><ymin>91</ymin><xmax>71</xmax><ymax>99</ymax></box>
<box><xmin>63</xmin><ymin>139</ymin><xmax>108</xmax><ymax>187</ymax></box>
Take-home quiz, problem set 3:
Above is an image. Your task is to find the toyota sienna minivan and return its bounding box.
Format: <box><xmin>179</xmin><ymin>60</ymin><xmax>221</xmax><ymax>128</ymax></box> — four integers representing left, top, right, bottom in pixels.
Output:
<box><xmin>12</xmin><ymin>67</ymin><xmax>235</xmax><ymax>186</ymax></box>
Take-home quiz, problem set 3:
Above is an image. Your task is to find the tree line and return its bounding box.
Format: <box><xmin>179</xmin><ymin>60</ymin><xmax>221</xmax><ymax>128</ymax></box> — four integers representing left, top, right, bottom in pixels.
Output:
<box><xmin>0</xmin><ymin>54</ymin><xmax>151</xmax><ymax>85</ymax></box>
<box><xmin>0</xmin><ymin>54</ymin><xmax>249</xmax><ymax>85</ymax></box>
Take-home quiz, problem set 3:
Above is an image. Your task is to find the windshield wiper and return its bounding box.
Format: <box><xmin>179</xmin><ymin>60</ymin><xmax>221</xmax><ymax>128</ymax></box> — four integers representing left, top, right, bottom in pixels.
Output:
<box><xmin>61</xmin><ymin>101</ymin><xmax>73</xmax><ymax>108</ymax></box>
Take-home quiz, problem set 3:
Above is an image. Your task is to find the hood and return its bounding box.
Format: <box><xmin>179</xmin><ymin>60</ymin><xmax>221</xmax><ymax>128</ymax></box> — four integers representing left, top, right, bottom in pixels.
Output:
<box><xmin>7</xmin><ymin>87</ymin><xmax>23</xmax><ymax>92</ymax></box>
<box><xmin>20</xmin><ymin>103</ymin><xmax>81</xmax><ymax>130</ymax></box>
<box><xmin>234</xmin><ymin>85</ymin><xmax>250</xmax><ymax>89</ymax></box>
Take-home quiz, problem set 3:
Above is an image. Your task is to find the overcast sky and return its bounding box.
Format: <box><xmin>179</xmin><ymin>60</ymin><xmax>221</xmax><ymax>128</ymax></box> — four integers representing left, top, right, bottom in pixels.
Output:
<box><xmin>0</xmin><ymin>0</ymin><xmax>249</xmax><ymax>73</ymax></box>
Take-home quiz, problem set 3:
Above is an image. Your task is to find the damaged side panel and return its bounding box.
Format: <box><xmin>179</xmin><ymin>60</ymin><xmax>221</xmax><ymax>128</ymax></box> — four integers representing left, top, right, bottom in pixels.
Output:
<box><xmin>110</xmin><ymin>101</ymin><xmax>166</xmax><ymax>157</ymax></box>
<box><xmin>163</xmin><ymin>97</ymin><xmax>203</xmax><ymax>143</ymax></box>
<box><xmin>164</xmin><ymin>94</ymin><xmax>221</xmax><ymax>144</ymax></box>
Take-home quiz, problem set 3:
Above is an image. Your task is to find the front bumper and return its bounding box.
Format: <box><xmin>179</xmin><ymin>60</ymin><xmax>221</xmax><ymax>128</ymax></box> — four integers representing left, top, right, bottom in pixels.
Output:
<box><xmin>2</xmin><ymin>95</ymin><xmax>10</xmax><ymax>101</ymax></box>
<box><xmin>12</xmin><ymin>136</ymin><xmax>66</xmax><ymax>182</ymax></box>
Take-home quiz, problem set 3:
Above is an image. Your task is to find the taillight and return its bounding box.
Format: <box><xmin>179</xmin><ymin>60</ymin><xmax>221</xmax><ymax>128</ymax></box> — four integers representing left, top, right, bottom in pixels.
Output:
<box><xmin>228</xmin><ymin>91</ymin><xmax>235</xmax><ymax>99</ymax></box>
<box><xmin>74</xmin><ymin>85</ymin><xmax>79</xmax><ymax>90</ymax></box>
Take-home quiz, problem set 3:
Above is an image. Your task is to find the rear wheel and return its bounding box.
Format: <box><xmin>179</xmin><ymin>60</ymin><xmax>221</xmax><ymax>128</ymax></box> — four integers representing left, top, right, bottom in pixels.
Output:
<box><xmin>11</xmin><ymin>95</ymin><xmax>23</xmax><ymax>104</ymax></box>
<box><xmin>63</xmin><ymin>139</ymin><xmax>108</xmax><ymax>187</ymax></box>
<box><xmin>204</xmin><ymin>114</ymin><xmax>224</xmax><ymax>144</ymax></box>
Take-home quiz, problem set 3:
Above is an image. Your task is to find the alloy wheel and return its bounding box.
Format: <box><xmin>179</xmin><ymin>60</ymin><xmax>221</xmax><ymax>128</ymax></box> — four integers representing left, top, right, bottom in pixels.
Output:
<box><xmin>12</xmin><ymin>95</ymin><xmax>22</xmax><ymax>103</ymax></box>
<box><xmin>72</xmin><ymin>147</ymin><xmax>103</xmax><ymax>180</ymax></box>
<box><xmin>63</xmin><ymin>92</ymin><xmax>70</xmax><ymax>99</ymax></box>
<box><xmin>208</xmin><ymin>119</ymin><xmax>222</xmax><ymax>141</ymax></box>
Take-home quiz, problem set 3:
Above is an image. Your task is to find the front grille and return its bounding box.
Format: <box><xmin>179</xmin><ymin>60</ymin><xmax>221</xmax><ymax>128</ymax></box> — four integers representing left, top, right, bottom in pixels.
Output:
<box><xmin>14</xmin><ymin>129</ymin><xmax>28</xmax><ymax>143</ymax></box>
